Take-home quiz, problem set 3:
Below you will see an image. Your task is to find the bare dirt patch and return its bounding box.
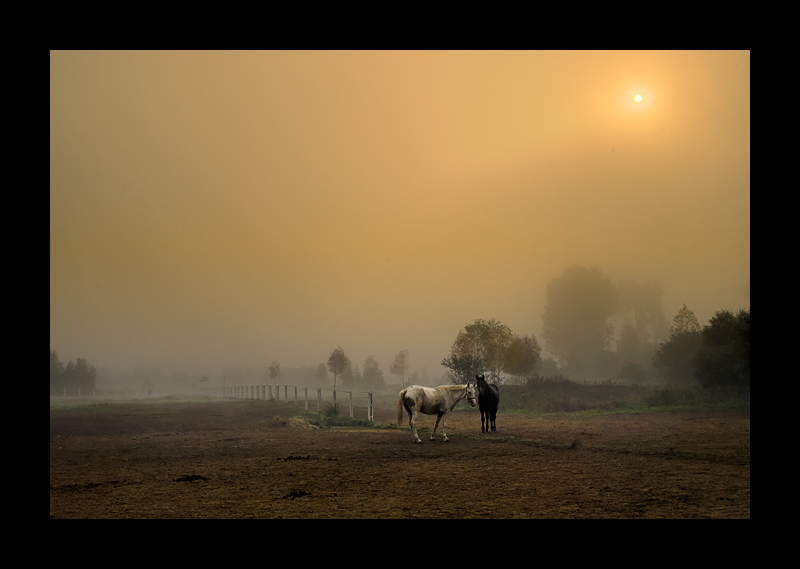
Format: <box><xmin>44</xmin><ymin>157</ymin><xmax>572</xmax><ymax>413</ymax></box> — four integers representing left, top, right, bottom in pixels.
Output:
<box><xmin>50</xmin><ymin>399</ymin><xmax>749</xmax><ymax>518</ymax></box>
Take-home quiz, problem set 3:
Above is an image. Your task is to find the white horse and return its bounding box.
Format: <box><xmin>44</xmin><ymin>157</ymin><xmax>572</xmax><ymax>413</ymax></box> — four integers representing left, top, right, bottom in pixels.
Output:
<box><xmin>396</xmin><ymin>384</ymin><xmax>477</xmax><ymax>443</ymax></box>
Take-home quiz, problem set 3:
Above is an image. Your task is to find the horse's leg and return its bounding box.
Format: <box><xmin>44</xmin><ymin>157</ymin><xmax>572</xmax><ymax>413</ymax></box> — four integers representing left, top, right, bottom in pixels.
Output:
<box><xmin>441</xmin><ymin>412</ymin><xmax>450</xmax><ymax>442</ymax></box>
<box><xmin>480</xmin><ymin>410</ymin><xmax>486</xmax><ymax>433</ymax></box>
<box><xmin>491</xmin><ymin>410</ymin><xmax>497</xmax><ymax>432</ymax></box>
<box><xmin>431</xmin><ymin>413</ymin><xmax>443</xmax><ymax>441</ymax></box>
<box><xmin>409</xmin><ymin>407</ymin><xmax>422</xmax><ymax>443</ymax></box>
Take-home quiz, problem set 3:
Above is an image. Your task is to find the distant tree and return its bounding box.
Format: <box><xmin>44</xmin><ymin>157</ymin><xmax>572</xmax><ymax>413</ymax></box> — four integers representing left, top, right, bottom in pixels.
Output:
<box><xmin>670</xmin><ymin>304</ymin><xmax>702</xmax><ymax>336</ymax></box>
<box><xmin>362</xmin><ymin>356</ymin><xmax>385</xmax><ymax>390</ymax></box>
<box><xmin>652</xmin><ymin>305</ymin><xmax>704</xmax><ymax>385</ymax></box>
<box><xmin>50</xmin><ymin>350</ymin><xmax>64</xmax><ymax>393</ymax></box>
<box><xmin>653</xmin><ymin>329</ymin><xmax>702</xmax><ymax>385</ymax></box>
<box><xmin>316</xmin><ymin>363</ymin><xmax>329</xmax><ymax>385</ymax></box>
<box><xmin>618</xmin><ymin>322</ymin><xmax>643</xmax><ymax>367</ymax></box>
<box><xmin>389</xmin><ymin>349</ymin><xmax>410</xmax><ymax>387</ymax></box>
<box><xmin>504</xmin><ymin>334</ymin><xmax>541</xmax><ymax>384</ymax></box>
<box><xmin>694</xmin><ymin>309</ymin><xmax>750</xmax><ymax>388</ymax></box>
<box><xmin>327</xmin><ymin>347</ymin><xmax>350</xmax><ymax>393</ymax></box>
<box><xmin>542</xmin><ymin>266</ymin><xmax>619</xmax><ymax>377</ymax></box>
<box><xmin>269</xmin><ymin>360</ymin><xmax>282</xmax><ymax>384</ymax></box>
<box><xmin>617</xmin><ymin>279</ymin><xmax>669</xmax><ymax>346</ymax></box>
<box><xmin>441</xmin><ymin>352</ymin><xmax>485</xmax><ymax>385</ymax></box>
<box><xmin>442</xmin><ymin>318</ymin><xmax>514</xmax><ymax>384</ymax></box>
<box><xmin>340</xmin><ymin>360</ymin><xmax>358</xmax><ymax>389</ymax></box>
<box><xmin>57</xmin><ymin>356</ymin><xmax>96</xmax><ymax>395</ymax></box>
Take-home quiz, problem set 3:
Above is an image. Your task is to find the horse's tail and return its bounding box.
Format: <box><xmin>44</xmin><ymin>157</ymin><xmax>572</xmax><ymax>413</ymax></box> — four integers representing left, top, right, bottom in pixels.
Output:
<box><xmin>396</xmin><ymin>389</ymin><xmax>407</xmax><ymax>427</ymax></box>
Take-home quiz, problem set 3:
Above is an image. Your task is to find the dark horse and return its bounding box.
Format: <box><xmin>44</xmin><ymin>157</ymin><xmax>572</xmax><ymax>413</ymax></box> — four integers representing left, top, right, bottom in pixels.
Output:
<box><xmin>476</xmin><ymin>374</ymin><xmax>500</xmax><ymax>433</ymax></box>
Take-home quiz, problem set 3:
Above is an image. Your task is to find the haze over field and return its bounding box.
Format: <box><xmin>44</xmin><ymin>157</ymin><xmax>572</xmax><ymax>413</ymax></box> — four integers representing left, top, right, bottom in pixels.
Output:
<box><xmin>50</xmin><ymin>50</ymin><xmax>750</xmax><ymax>381</ymax></box>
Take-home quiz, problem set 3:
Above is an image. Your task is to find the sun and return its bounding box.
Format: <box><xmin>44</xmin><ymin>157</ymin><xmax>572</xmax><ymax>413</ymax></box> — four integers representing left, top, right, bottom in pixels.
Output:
<box><xmin>633</xmin><ymin>93</ymin><xmax>643</xmax><ymax>103</ymax></box>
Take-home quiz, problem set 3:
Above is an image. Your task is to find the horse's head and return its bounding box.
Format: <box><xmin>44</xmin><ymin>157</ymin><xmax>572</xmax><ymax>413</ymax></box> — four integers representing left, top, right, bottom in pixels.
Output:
<box><xmin>465</xmin><ymin>383</ymin><xmax>477</xmax><ymax>407</ymax></box>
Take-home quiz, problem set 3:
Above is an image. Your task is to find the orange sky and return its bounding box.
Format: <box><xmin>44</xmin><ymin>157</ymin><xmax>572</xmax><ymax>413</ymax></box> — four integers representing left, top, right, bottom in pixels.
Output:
<box><xmin>50</xmin><ymin>50</ymin><xmax>750</xmax><ymax>378</ymax></box>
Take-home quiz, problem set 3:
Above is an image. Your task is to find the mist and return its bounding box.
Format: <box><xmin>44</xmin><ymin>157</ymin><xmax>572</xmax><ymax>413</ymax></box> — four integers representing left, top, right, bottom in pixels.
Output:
<box><xmin>50</xmin><ymin>51</ymin><xmax>750</xmax><ymax>383</ymax></box>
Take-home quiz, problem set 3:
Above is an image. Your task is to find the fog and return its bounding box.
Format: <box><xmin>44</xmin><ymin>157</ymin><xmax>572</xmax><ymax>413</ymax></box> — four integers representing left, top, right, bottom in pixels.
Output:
<box><xmin>50</xmin><ymin>51</ymin><xmax>750</xmax><ymax>383</ymax></box>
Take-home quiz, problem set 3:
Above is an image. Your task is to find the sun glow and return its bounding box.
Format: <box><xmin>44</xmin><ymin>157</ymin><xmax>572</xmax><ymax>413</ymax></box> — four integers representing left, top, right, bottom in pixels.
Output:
<box><xmin>634</xmin><ymin>93</ymin><xmax>643</xmax><ymax>103</ymax></box>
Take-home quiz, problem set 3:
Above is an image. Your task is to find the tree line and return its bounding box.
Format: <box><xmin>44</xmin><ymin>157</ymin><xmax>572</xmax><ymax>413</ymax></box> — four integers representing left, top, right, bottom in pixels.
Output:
<box><xmin>653</xmin><ymin>305</ymin><xmax>750</xmax><ymax>388</ymax></box>
<box><xmin>50</xmin><ymin>266</ymin><xmax>749</xmax><ymax>394</ymax></box>
<box><xmin>50</xmin><ymin>350</ymin><xmax>97</xmax><ymax>395</ymax></box>
<box><xmin>439</xmin><ymin>265</ymin><xmax>749</xmax><ymax>388</ymax></box>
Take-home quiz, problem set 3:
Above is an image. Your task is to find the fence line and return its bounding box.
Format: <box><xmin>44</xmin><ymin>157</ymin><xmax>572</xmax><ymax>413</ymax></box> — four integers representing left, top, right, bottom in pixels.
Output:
<box><xmin>220</xmin><ymin>384</ymin><xmax>374</xmax><ymax>422</ymax></box>
<box><xmin>52</xmin><ymin>384</ymin><xmax>374</xmax><ymax>422</ymax></box>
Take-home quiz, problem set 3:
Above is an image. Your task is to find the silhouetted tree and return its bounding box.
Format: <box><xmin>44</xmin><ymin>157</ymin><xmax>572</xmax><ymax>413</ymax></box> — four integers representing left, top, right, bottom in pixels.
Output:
<box><xmin>327</xmin><ymin>347</ymin><xmax>350</xmax><ymax>392</ymax></box>
<box><xmin>269</xmin><ymin>360</ymin><xmax>282</xmax><ymax>385</ymax></box>
<box><xmin>542</xmin><ymin>266</ymin><xmax>619</xmax><ymax>377</ymax></box>
<box><xmin>442</xmin><ymin>318</ymin><xmax>514</xmax><ymax>384</ymax></box>
<box><xmin>389</xmin><ymin>349</ymin><xmax>409</xmax><ymax>387</ymax></box>
<box><xmin>50</xmin><ymin>350</ymin><xmax>64</xmax><ymax>393</ymax></box>
<box><xmin>694</xmin><ymin>309</ymin><xmax>750</xmax><ymax>388</ymax></box>
<box><xmin>617</xmin><ymin>279</ymin><xmax>669</xmax><ymax>346</ymax></box>
<box><xmin>652</xmin><ymin>305</ymin><xmax>703</xmax><ymax>385</ymax></box>
<box><xmin>670</xmin><ymin>304</ymin><xmax>702</xmax><ymax>335</ymax></box>
<box><xmin>54</xmin><ymin>355</ymin><xmax>96</xmax><ymax>395</ymax></box>
<box><xmin>316</xmin><ymin>363</ymin><xmax>328</xmax><ymax>385</ymax></box>
<box><xmin>504</xmin><ymin>334</ymin><xmax>541</xmax><ymax>384</ymax></box>
<box><xmin>362</xmin><ymin>356</ymin><xmax>385</xmax><ymax>390</ymax></box>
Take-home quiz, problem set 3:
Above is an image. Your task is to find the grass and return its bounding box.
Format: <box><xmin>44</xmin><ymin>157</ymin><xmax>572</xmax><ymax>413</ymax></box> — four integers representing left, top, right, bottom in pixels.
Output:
<box><xmin>499</xmin><ymin>376</ymin><xmax>750</xmax><ymax>415</ymax></box>
<box><xmin>50</xmin><ymin>394</ymin><xmax>379</xmax><ymax>431</ymax></box>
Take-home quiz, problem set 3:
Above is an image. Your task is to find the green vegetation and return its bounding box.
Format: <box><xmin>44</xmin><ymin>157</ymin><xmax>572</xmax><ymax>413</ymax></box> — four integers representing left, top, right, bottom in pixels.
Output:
<box><xmin>500</xmin><ymin>374</ymin><xmax>749</xmax><ymax>414</ymax></box>
<box><xmin>49</xmin><ymin>395</ymin><xmax>376</xmax><ymax>429</ymax></box>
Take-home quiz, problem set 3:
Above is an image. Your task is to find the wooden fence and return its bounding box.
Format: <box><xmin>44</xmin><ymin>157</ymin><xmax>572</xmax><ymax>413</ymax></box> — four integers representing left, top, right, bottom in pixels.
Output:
<box><xmin>53</xmin><ymin>384</ymin><xmax>374</xmax><ymax>422</ymax></box>
<box><xmin>221</xmin><ymin>385</ymin><xmax>374</xmax><ymax>422</ymax></box>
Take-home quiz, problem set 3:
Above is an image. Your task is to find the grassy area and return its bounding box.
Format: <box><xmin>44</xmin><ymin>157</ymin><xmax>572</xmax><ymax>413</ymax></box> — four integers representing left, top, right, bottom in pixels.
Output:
<box><xmin>500</xmin><ymin>376</ymin><xmax>750</xmax><ymax>414</ymax></box>
<box><xmin>49</xmin><ymin>394</ymin><xmax>377</xmax><ymax>428</ymax></box>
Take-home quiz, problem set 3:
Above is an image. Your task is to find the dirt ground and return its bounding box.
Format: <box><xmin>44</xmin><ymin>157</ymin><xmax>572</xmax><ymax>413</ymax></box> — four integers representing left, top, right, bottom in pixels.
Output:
<box><xmin>50</xmin><ymin>398</ymin><xmax>750</xmax><ymax>518</ymax></box>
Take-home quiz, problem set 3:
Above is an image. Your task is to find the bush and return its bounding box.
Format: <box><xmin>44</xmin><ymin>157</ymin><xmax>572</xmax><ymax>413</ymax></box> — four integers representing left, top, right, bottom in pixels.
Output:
<box><xmin>500</xmin><ymin>373</ymin><xmax>749</xmax><ymax>413</ymax></box>
<box><xmin>694</xmin><ymin>309</ymin><xmax>750</xmax><ymax>388</ymax></box>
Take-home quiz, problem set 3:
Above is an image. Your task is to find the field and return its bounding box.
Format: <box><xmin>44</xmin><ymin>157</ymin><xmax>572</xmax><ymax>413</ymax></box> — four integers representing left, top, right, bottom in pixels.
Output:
<box><xmin>50</xmin><ymin>397</ymin><xmax>750</xmax><ymax>518</ymax></box>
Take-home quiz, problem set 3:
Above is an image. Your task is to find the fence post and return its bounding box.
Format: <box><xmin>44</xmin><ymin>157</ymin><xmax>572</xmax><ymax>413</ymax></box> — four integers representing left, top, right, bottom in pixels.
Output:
<box><xmin>305</xmin><ymin>387</ymin><xmax>308</xmax><ymax>410</ymax></box>
<box><xmin>284</xmin><ymin>385</ymin><xmax>288</xmax><ymax>404</ymax></box>
<box><xmin>317</xmin><ymin>388</ymin><xmax>321</xmax><ymax>412</ymax></box>
<box><xmin>294</xmin><ymin>386</ymin><xmax>298</xmax><ymax>406</ymax></box>
<box><xmin>348</xmin><ymin>391</ymin><xmax>353</xmax><ymax>417</ymax></box>
<box><xmin>333</xmin><ymin>390</ymin><xmax>337</xmax><ymax>414</ymax></box>
<box><xmin>368</xmin><ymin>392</ymin><xmax>373</xmax><ymax>422</ymax></box>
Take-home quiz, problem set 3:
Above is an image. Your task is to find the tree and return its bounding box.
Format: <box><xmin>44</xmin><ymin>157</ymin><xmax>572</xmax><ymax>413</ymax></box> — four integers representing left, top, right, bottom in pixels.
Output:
<box><xmin>442</xmin><ymin>318</ymin><xmax>514</xmax><ymax>384</ymax></box>
<box><xmin>694</xmin><ymin>309</ymin><xmax>750</xmax><ymax>388</ymax></box>
<box><xmin>542</xmin><ymin>266</ymin><xmax>619</xmax><ymax>377</ymax></box>
<box><xmin>269</xmin><ymin>360</ymin><xmax>282</xmax><ymax>384</ymax></box>
<box><xmin>58</xmin><ymin>356</ymin><xmax>97</xmax><ymax>395</ymax></box>
<box><xmin>670</xmin><ymin>304</ymin><xmax>702</xmax><ymax>335</ymax></box>
<box><xmin>389</xmin><ymin>350</ymin><xmax>409</xmax><ymax>387</ymax></box>
<box><xmin>340</xmin><ymin>360</ymin><xmax>359</xmax><ymax>389</ymax></box>
<box><xmin>617</xmin><ymin>279</ymin><xmax>669</xmax><ymax>346</ymax></box>
<box><xmin>316</xmin><ymin>363</ymin><xmax>328</xmax><ymax>385</ymax></box>
<box><xmin>50</xmin><ymin>350</ymin><xmax>64</xmax><ymax>393</ymax></box>
<box><xmin>504</xmin><ymin>334</ymin><xmax>541</xmax><ymax>384</ymax></box>
<box><xmin>618</xmin><ymin>322</ymin><xmax>643</xmax><ymax>367</ymax></box>
<box><xmin>441</xmin><ymin>352</ymin><xmax>485</xmax><ymax>385</ymax></box>
<box><xmin>362</xmin><ymin>356</ymin><xmax>385</xmax><ymax>390</ymax></box>
<box><xmin>652</xmin><ymin>305</ymin><xmax>703</xmax><ymax>385</ymax></box>
<box><xmin>327</xmin><ymin>347</ymin><xmax>350</xmax><ymax>393</ymax></box>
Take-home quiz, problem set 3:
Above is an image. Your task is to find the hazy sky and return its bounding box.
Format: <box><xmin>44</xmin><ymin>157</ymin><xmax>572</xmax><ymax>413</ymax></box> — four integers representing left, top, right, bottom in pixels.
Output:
<box><xmin>50</xmin><ymin>50</ymin><xmax>750</xmax><ymax>378</ymax></box>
